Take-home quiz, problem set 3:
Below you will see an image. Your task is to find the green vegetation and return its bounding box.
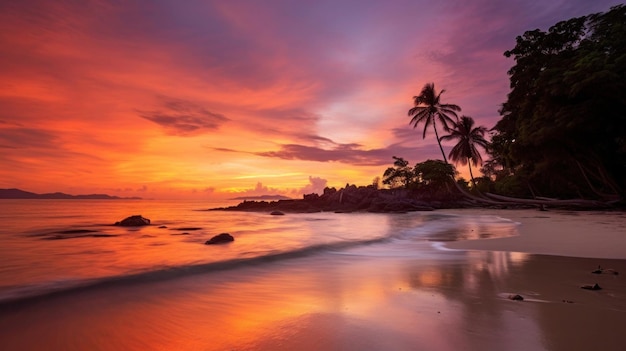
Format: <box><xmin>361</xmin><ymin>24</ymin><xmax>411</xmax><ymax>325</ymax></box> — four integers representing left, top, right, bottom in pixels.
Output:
<box><xmin>382</xmin><ymin>158</ymin><xmax>457</xmax><ymax>197</ymax></box>
<box><xmin>490</xmin><ymin>5</ymin><xmax>626</xmax><ymax>199</ymax></box>
<box><xmin>382</xmin><ymin>156</ymin><xmax>414</xmax><ymax>189</ymax></box>
<box><xmin>387</xmin><ymin>5</ymin><xmax>625</xmax><ymax>204</ymax></box>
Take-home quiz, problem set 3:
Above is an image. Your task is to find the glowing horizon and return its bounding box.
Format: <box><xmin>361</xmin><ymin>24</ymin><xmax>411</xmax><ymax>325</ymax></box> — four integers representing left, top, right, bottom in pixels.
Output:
<box><xmin>1</xmin><ymin>0</ymin><xmax>621</xmax><ymax>199</ymax></box>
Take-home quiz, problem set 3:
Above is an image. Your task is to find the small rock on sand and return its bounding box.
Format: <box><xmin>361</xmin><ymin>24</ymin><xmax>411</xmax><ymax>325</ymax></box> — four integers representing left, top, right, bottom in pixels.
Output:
<box><xmin>580</xmin><ymin>283</ymin><xmax>602</xmax><ymax>290</ymax></box>
<box><xmin>591</xmin><ymin>266</ymin><xmax>619</xmax><ymax>275</ymax></box>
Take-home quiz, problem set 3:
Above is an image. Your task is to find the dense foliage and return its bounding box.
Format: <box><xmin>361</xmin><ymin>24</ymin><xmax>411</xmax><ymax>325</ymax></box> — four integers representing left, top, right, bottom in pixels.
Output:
<box><xmin>490</xmin><ymin>5</ymin><xmax>626</xmax><ymax>199</ymax></box>
<box><xmin>382</xmin><ymin>156</ymin><xmax>414</xmax><ymax>189</ymax></box>
<box><xmin>383</xmin><ymin>158</ymin><xmax>456</xmax><ymax>194</ymax></box>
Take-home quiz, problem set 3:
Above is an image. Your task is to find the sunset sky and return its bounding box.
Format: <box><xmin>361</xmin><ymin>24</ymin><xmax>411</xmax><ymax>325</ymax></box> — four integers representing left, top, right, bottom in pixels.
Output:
<box><xmin>1</xmin><ymin>0</ymin><xmax>621</xmax><ymax>199</ymax></box>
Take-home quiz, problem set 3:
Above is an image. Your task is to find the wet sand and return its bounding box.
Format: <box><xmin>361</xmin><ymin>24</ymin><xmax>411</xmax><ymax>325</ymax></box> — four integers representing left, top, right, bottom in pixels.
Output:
<box><xmin>1</xmin><ymin>209</ymin><xmax>625</xmax><ymax>351</ymax></box>
<box><xmin>445</xmin><ymin>208</ymin><xmax>626</xmax><ymax>259</ymax></box>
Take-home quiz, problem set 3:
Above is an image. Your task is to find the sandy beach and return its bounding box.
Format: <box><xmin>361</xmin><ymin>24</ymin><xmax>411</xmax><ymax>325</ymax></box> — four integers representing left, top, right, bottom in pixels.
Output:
<box><xmin>445</xmin><ymin>208</ymin><xmax>626</xmax><ymax>259</ymax></box>
<box><xmin>1</xmin><ymin>208</ymin><xmax>625</xmax><ymax>351</ymax></box>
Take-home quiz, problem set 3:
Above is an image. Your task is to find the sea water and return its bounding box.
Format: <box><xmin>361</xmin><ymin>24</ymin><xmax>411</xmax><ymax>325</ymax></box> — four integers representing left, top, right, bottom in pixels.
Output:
<box><xmin>0</xmin><ymin>199</ymin><xmax>518</xmax><ymax>304</ymax></box>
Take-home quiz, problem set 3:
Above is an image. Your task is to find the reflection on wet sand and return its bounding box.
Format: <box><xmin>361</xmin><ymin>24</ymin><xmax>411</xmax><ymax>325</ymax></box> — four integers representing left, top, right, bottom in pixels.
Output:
<box><xmin>1</xmin><ymin>246</ymin><xmax>624</xmax><ymax>351</ymax></box>
<box><xmin>406</xmin><ymin>250</ymin><xmax>626</xmax><ymax>351</ymax></box>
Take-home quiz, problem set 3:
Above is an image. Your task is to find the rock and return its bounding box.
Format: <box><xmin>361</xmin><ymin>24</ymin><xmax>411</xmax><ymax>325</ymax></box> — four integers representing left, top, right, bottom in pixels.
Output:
<box><xmin>508</xmin><ymin>294</ymin><xmax>524</xmax><ymax>301</ymax></box>
<box><xmin>205</xmin><ymin>233</ymin><xmax>234</xmax><ymax>245</ymax></box>
<box><xmin>367</xmin><ymin>198</ymin><xmax>434</xmax><ymax>213</ymax></box>
<box><xmin>580</xmin><ymin>283</ymin><xmax>602</xmax><ymax>290</ymax></box>
<box><xmin>158</xmin><ymin>225</ymin><xmax>167</xmax><ymax>229</ymax></box>
<box><xmin>115</xmin><ymin>215</ymin><xmax>150</xmax><ymax>226</ymax></box>
<box><xmin>270</xmin><ymin>211</ymin><xmax>285</xmax><ymax>215</ymax></box>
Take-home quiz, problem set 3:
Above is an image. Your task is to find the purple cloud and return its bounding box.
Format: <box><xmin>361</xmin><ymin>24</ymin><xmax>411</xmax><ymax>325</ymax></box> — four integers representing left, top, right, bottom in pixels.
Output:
<box><xmin>255</xmin><ymin>141</ymin><xmax>434</xmax><ymax>166</ymax></box>
<box><xmin>138</xmin><ymin>98</ymin><xmax>229</xmax><ymax>136</ymax></box>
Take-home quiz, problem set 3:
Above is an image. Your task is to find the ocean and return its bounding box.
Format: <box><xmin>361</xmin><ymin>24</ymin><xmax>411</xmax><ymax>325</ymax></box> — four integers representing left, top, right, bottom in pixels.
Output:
<box><xmin>4</xmin><ymin>200</ymin><xmax>626</xmax><ymax>351</ymax></box>
<box><xmin>0</xmin><ymin>199</ymin><xmax>518</xmax><ymax>305</ymax></box>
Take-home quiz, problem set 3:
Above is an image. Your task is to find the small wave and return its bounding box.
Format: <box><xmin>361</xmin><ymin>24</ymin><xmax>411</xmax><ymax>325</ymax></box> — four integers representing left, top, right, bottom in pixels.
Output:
<box><xmin>42</xmin><ymin>234</ymin><xmax>119</xmax><ymax>240</ymax></box>
<box><xmin>27</xmin><ymin>228</ymin><xmax>120</xmax><ymax>240</ymax></box>
<box><xmin>0</xmin><ymin>235</ymin><xmax>391</xmax><ymax>307</ymax></box>
<box><xmin>430</xmin><ymin>242</ymin><xmax>460</xmax><ymax>251</ymax></box>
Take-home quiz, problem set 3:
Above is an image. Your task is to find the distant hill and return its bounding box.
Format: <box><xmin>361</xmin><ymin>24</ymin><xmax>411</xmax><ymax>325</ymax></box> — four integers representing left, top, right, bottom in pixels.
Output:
<box><xmin>0</xmin><ymin>188</ymin><xmax>142</xmax><ymax>200</ymax></box>
<box><xmin>229</xmin><ymin>194</ymin><xmax>292</xmax><ymax>201</ymax></box>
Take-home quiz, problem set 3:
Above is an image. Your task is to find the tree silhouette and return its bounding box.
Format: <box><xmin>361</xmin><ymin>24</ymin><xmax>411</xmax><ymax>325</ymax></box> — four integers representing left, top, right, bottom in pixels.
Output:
<box><xmin>408</xmin><ymin>83</ymin><xmax>461</xmax><ymax>163</ymax></box>
<box><xmin>441</xmin><ymin>116</ymin><xmax>489</xmax><ymax>188</ymax></box>
<box><xmin>490</xmin><ymin>5</ymin><xmax>626</xmax><ymax>198</ymax></box>
<box><xmin>383</xmin><ymin>156</ymin><xmax>414</xmax><ymax>189</ymax></box>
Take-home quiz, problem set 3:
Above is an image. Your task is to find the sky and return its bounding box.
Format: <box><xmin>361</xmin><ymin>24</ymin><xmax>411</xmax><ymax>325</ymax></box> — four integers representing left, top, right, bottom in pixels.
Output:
<box><xmin>0</xmin><ymin>0</ymin><xmax>622</xmax><ymax>199</ymax></box>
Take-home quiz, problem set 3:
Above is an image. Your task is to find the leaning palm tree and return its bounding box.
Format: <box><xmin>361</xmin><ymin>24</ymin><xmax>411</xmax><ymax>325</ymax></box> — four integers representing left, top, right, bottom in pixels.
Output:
<box><xmin>440</xmin><ymin>116</ymin><xmax>489</xmax><ymax>188</ymax></box>
<box><xmin>408</xmin><ymin>83</ymin><xmax>461</xmax><ymax>163</ymax></box>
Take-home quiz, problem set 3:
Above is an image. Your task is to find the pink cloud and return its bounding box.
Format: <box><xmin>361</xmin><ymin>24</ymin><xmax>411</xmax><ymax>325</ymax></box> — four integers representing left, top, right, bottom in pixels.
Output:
<box><xmin>300</xmin><ymin>176</ymin><xmax>328</xmax><ymax>195</ymax></box>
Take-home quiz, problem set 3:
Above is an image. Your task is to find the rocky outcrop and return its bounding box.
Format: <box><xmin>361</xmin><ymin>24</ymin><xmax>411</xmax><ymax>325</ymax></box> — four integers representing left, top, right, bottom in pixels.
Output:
<box><xmin>208</xmin><ymin>184</ymin><xmax>461</xmax><ymax>213</ymax></box>
<box><xmin>205</xmin><ymin>233</ymin><xmax>234</xmax><ymax>245</ymax></box>
<box><xmin>115</xmin><ymin>215</ymin><xmax>150</xmax><ymax>226</ymax></box>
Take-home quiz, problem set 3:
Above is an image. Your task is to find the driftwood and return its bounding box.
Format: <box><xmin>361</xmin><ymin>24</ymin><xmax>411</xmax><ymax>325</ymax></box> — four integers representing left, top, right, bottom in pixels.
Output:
<box><xmin>451</xmin><ymin>179</ymin><xmax>508</xmax><ymax>206</ymax></box>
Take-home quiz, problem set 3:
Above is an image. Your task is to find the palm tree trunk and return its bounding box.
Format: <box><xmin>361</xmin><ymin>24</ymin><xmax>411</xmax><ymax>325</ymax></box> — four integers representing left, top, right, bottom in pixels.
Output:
<box><xmin>432</xmin><ymin>119</ymin><xmax>448</xmax><ymax>163</ymax></box>
<box><xmin>468</xmin><ymin>158</ymin><xmax>476</xmax><ymax>188</ymax></box>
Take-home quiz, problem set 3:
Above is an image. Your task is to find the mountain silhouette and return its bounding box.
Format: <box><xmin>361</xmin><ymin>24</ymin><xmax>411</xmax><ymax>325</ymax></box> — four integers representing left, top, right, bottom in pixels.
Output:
<box><xmin>0</xmin><ymin>188</ymin><xmax>142</xmax><ymax>200</ymax></box>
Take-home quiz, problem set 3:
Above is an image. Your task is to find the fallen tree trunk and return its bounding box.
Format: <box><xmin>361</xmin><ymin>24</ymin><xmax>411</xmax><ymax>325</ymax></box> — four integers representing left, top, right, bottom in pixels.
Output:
<box><xmin>449</xmin><ymin>175</ymin><xmax>618</xmax><ymax>208</ymax></box>
<box><xmin>484</xmin><ymin>192</ymin><xmax>613</xmax><ymax>207</ymax></box>
<box><xmin>450</xmin><ymin>179</ymin><xmax>509</xmax><ymax>206</ymax></box>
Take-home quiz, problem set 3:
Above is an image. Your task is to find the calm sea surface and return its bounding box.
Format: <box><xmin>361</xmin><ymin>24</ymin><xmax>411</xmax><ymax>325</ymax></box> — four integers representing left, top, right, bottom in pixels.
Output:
<box><xmin>0</xmin><ymin>199</ymin><xmax>518</xmax><ymax>303</ymax></box>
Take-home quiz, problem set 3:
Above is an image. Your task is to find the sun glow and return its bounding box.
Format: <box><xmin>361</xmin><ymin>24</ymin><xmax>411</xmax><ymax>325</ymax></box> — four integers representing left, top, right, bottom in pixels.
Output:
<box><xmin>234</xmin><ymin>173</ymin><xmax>303</xmax><ymax>179</ymax></box>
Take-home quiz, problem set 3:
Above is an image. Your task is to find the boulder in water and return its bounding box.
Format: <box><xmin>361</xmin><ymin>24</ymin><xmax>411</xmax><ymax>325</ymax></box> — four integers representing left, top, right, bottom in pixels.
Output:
<box><xmin>205</xmin><ymin>233</ymin><xmax>234</xmax><ymax>245</ymax></box>
<box><xmin>270</xmin><ymin>211</ymin><xmax>285</xmax><ymax>216</ymax></box>
<box><xmin>115</xmin><ymin>215</ymin><xmax>150</xmax><ymax>226</ymax></box>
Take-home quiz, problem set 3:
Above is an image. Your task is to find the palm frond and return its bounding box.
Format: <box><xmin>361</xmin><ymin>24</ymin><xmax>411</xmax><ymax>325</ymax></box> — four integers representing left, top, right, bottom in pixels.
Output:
<box><xmin>441</xmin><ymin>103</ymin><xmax>462</xmax><ymax>112</ymax></box>
<box><xmin>442</xmin><ymin>115</ymin><xmax>490</xmax><ymax>167</ymax></box>
<box><xmin>422</xmin><ymin>117</ymin><xmax>433</xmax><ymax>138</ymax></box>
<box><xmin>409</xmin><ymin>109</ymin><xmax>429</xmax><ymax>128</ymax></box>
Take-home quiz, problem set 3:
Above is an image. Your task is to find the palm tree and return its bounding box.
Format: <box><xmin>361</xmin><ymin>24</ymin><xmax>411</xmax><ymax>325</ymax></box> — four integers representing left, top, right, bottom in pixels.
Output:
<box><xmin>440</xmin><ymin>116</ymin><xmax>489</xmax><ymax>187</ymax></box>
<box><xmin>408</xmin><ymin>83</ymin><xmax>461</xmax><ymax>163</ymax></box>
